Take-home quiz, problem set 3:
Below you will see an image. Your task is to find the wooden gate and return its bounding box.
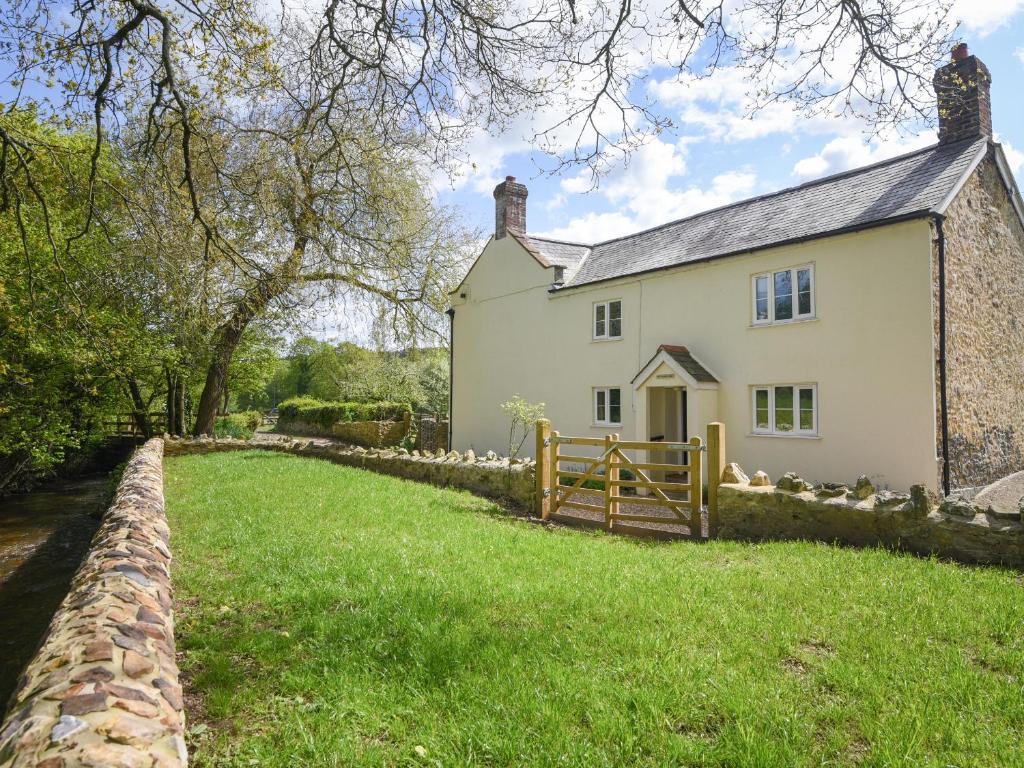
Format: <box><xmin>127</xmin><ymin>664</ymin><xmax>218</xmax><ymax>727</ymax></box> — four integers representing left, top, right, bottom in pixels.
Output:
<box><xmin>535</xmin><ymin>424</ymin><xmax>721</xmax><ymax>539</ymax></box>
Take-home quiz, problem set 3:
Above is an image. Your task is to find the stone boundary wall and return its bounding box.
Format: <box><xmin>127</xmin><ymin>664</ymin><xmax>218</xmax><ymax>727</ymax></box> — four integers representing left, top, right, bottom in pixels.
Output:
<box><xmin>164</xmin><ymin>436</ymin><xmax>535</xmax><ymax>510</ymax></box>
<box><xmin>716</xmin><ymin>468</ymin><xmax>1023</xmax><ymax>568</ymax></box>
<box><xmin>277</xmin><ymin>414</ymin><xmax>411</xmax><ymax>448</ymax></box>
<box><xmin>0</xmin><ymin>439</ymin><xmax>186</xmax><ymax>768</ymax></box>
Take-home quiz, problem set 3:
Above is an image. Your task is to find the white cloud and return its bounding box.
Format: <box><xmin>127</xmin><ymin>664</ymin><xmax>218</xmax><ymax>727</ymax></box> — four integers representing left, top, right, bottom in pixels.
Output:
<box><xmin>791</xmin><ymin>134</ymin><xmax>936</xmax><ymax>181</ymax></box>
<box><xmin>1017</xmin><ymin>48</ymin><xmax>1024</xmax><ymax>66</ymax></box>
<box><xmin>537</xmin><ymin>138</ymin><xmax>757</xmax><ymax>244</ymax></box>
<box><xmin>952</xmin><ymin>0</ymin><xmax>1024</xmax><ymax>35</ymax></box>
<box><xmin>999</xmin><ymin>140</ymin><xmax>1023</xmax><ymax>177</ymax></box>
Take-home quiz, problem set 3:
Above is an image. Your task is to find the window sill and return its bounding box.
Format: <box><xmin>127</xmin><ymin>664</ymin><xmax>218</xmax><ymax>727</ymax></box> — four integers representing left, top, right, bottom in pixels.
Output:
<box><xmin>749</xmin><ymin>317</ymin><xmax>818</xmax><ymax>329</ymax></box>
<box><xmin>747</xmin><ymin>432</ymin><xmax>821</xmax><ymax>440</ymax></box>
<box><xmin>592</xmin><ymin>423</ymin><xmax>623</xmax><ymax>429</ymax></box>
<box><xmin>591</xmin><ymin>336</ymin><xmax>623</xmax><ymax>343</ymax></box>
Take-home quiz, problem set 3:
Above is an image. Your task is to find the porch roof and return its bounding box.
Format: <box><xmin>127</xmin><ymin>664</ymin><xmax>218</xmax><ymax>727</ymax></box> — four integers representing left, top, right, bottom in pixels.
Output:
<box><xmin>632</xmin><ymin>345</ymin><xmax>719</xmax><ymax>389</ymax></box>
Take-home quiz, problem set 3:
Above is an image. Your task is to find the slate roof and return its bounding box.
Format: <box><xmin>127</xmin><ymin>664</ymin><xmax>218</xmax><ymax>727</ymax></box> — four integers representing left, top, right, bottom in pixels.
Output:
<box><xmin>555</xmin><ymin>137</ymin><xmax>988</xmax><ymax>289</ymax></box>
<box><xmin>632</xmin><ymin>344</ymin><xmax>719</xmax><ymax>384</ymax></box>
<box><xmin>525</xmin><ymin>236</ymin><xmax>591</xmax><ymax>268</ymax></box>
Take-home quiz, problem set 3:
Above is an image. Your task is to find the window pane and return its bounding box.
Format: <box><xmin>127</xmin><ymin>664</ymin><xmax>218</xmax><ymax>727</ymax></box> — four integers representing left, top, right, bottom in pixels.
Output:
<box><xmin>609</xmin><ymin>317</ymin><xmax>622</xmax><ymax>337</ymax></box>
<box><xmin>755</xmin><ymin>276</ymin><xmax>769</xmax><ymax>321</ymax></box>
<box><xmin>596</xmin><ymin>390</ymin><xmax>606</xmax><ymax>422</ymax></box>
<box><xmin>774</xmin><ymin>271</ymin><xmax>793</xmax><ymax>320</ymax></box>
<box><xmin>609</xmin><ymin>388</ymin><xmax>621</xmax><ymax>423</ymax></box>
<box><xmin>595</xmin><ymin>304</ymin><xmax>605</xmax><ymax>337</ymax></box>
<box><xmin>755</xmin><ymin>389</ymin><xmax>769</xmax><ymax>430</ymax></box>
<box><xmin>797</xmin><ymin>268</ymin><xmax>812</xmax><ymax>316</ymax></box>
<box><xmin>774</xmin><ymin>386</ymin><xmax>794</xmax><ymax>432</ymax></box>
<box><xmin>610</xmin><ymin>403</ymin><xmax>621</xmax><ymax>423</ymax></box>
<box><xmin>799</xmin><ymin>387</ymin><xmax>814</xmax><ymax>431</ymax></box>
<box><xmin>609</xmin><ymin>301</ymin><xmax>621</xmax><ymax>320</ymax></box>
<box><xmin>609</xmin><ymin>388</ymin><xmax>621</xmax><ymax>407</ymax></box>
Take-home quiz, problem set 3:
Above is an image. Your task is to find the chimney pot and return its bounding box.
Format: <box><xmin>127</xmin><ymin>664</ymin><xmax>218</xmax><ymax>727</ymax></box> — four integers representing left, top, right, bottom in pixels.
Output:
<box><xmin>493</xmin><ymin>175</ymin><xmax>528</xmax><ymax>239</ymax></box>
<box><xmin>952</xmin><ymin>43</ymin><xmax>968</xmax><ymax>61</ymax></box>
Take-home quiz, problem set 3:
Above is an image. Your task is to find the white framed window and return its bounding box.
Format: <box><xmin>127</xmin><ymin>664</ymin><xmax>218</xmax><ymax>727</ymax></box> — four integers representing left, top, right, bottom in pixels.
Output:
<box><xmin>593</xmin><ymin>387</ymin><xmax>622</xmax><ymax>426</ymax></box>
<box><xmin>752</xmin><ymin>384</ymin><xmax>817</xmax><ymax>436</ymax></box>
<box><xmin>752</xmin><ymin>265</ymin><xmax>814</xmax><ymax>324</ymax></box>
<box><xmin>593</xmin><ymin>300</ymin><xmax>622</xmax><ymax>340</ymax></box>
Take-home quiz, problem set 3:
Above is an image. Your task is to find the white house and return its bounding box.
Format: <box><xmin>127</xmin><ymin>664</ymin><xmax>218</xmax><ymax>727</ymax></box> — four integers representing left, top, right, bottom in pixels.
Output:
<box><xmin>448</xmin><ymin>47</ymin><xmax>1024</xmax><ymax>494</ymax></box>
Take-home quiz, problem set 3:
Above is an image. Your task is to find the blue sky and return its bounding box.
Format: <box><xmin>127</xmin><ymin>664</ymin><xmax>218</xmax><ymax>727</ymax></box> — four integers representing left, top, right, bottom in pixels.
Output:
<box><xmin>432</xmin><ymin>4</ymin><xmax>1024</xmax><ymax>246</ymax></box>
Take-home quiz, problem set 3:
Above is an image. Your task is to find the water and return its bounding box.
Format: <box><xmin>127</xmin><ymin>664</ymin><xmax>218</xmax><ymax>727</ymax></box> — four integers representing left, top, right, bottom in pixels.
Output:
<box><xmin>0</xmin><ymin>476</ymin><xmax>108</xmax><ymax>716</ymax></box>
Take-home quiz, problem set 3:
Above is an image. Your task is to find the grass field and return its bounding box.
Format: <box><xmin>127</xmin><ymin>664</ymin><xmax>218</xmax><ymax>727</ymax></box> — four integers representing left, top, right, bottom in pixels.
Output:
<box><xmin>165</xmin><ymin>450</ymin><xmax>1024</xmax><ymax>767</ymax></box>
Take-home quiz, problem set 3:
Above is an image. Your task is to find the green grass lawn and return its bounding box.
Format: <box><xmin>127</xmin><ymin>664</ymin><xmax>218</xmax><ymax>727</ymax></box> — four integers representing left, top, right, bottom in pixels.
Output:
<box><xmin>165</xmin><ymin>451</ymin><xmax>1024</xmax><ymax>767</ymax></box>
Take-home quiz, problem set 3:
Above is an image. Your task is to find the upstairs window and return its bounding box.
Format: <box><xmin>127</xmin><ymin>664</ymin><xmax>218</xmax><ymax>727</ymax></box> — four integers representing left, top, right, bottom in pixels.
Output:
<box><xmin>594</xmin><ymin>387</ymin><xmax>622</xmax><ymax>426</ymax></box>
<box><xmin>752</xmin><ymin>384</ymin><xmax>817</xmax><ymax>436</ymax></box>
<box><xmin>753</xmin><ymin>265</ymin><xmax>814</xmax><ymax>324</ymax></box>
<box><xmin>593</xmin><ymin>300</ymin><xmax>622</xmax><ymax>340</ymax></box>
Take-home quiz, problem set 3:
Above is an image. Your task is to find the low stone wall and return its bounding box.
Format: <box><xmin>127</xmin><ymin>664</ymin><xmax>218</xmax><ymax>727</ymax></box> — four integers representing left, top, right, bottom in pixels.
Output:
<box><xmin>717</xmin><ymin>469</ymin><xmax>1024</xmax><ymax>567</ymax></box>
<box><xmin>165</xmin><ymin>436</ymin><xmax>535</xmax><ymax>510</ymax></box>
<box><xmin>0</xmin><ymin>439</ymin><xmax>186</xmax><ymax>768</ymax></box>
<box><xmin>278</xmin><ymin>414</ymin><xmax>411</xmax><ymax>448</ymax></box>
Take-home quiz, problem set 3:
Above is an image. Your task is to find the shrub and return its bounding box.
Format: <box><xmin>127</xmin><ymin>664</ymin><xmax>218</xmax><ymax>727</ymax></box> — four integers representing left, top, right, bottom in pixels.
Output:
<box><xmin>277</xmin><ymin>397</ymin><xmax>412</xmax><ymax>428</ymax></box>
<box><xmin>214</xmin><ymin>411</ymin><xmax>263</xmax><ymax>440</ymax></box>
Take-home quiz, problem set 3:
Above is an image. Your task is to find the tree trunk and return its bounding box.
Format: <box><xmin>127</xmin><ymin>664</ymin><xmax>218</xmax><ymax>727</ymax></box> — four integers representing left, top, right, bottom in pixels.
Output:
<box><xmin>125</xmin><ymin>377</ymin><xmax>152</xmax><ymax>438</ymax></box>
<box><xmin>222</xmin><ymin>383</ymin><xmax>229</xmax><ymax>415</ymax></box>
<box><xmin>175</xmin><ymin>379</ymin><xmax>185</xmax><ymax>435</ymax></box>
<box><xmin>165</xmin><ymin>370</ymin><xmax>186</xmax><ymax>436</ymax></box>
<box><xmin>193</xmin><ymin>238</ymin><xmax>307</xmax><ymax>435</ymax></box>
<box><xmin>165</xmin><ymin>369</ymin><xmax>177</xmax><ymax>436</ymax></box>
<box><xmin>194</xmin><ymin>321</ymin><xmax>247</xmax><ymax>435</ymax></box>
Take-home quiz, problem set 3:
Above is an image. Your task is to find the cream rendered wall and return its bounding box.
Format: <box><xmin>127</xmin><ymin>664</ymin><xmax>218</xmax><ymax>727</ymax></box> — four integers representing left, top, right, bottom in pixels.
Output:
<box><xmin>451</xmin><ymin>236</ymin><xmax>643</xmax><ymax>458</ymax></box>
<box><xmin>452</xmin><ymin>220</ymin><xmax>939</xmax><ymax>491</ymax></box>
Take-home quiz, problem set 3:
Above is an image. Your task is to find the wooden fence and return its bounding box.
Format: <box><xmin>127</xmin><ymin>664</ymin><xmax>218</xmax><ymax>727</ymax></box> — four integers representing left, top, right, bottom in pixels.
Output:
<box><xmin>535</xmin><ymin>421</ymin><xmax>725</xmax><ymax>538</ymax></box>
<box><xmin>103</xmin><ymin>413</ymin><xmax>167</xmax><ymax>437</ymax></box>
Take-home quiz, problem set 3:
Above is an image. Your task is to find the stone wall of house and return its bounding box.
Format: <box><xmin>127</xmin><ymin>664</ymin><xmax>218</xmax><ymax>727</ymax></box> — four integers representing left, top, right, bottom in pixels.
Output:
<box><xmin>164</xmin><ymin>437</ymin><xmax>535</xmax><ymax>510</ymax></box>
<box><xmin>278</xmin><ymin>413</ymin><xmax>412</xmax><ymax>448</ymax></box>
<box><xmin>0</xmin><ymin>439</ymin><xmax>186</xmax><ymax>768</ymax></box>
<box><xmin>716</xmin><ymin>466</ymin><xmax>1023</xmax><ymax>567</ymax></box>
<box><xmin>938</xmin><ymin>153</ymin><xmax>1024</xmax><ymax>489</ymax></box>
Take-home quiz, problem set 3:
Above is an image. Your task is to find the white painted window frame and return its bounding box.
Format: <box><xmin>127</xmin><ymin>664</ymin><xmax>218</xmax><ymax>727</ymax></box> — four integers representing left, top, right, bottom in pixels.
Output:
<box><xmin>593</xmin><ymin>299</ymin><xmax>623</xmax><ymax>340</ymax></box>
<box><xmin>593</xmin><ymin>386</ymin><xmax>623</xmax><ymax>426</ymax></box>
<box><xmin>751</xmin><ymin>264</ymin><xmax>815</xmax><ymax>325</ymax></box>
<box><xmin>751</xmin><ymin>383</ymin><xmax>818</xmax><ymax>436</ymax></box>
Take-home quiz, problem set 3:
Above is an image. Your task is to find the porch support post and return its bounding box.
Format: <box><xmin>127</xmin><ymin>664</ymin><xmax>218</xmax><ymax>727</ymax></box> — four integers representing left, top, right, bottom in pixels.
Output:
<box><xmin>536</xmin><ymin>419</ymin><xmax>551</xmax><ymax>519</ymax></box>
<box><xmin>707</xmin><ymin>422</ymin><xmax>725</xmax><ymax>537</ymax></box>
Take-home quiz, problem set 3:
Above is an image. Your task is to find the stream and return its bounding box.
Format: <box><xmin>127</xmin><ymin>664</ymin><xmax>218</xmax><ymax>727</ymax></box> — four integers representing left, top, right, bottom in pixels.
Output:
<box><xmin>0</xmin><ymin>476</ymin><xmax>108</xmax><ymax>717</ymax></box>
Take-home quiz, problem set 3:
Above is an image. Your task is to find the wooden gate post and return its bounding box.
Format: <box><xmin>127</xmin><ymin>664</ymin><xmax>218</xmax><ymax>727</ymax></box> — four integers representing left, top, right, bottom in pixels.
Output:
<box><xmin>707</xmin><ymin>422</ymin><xmax>725</xmax><ymax>537</ymax></box>
<box><xmin>536</xmin><ymin>419</ymin><xmax>551</xmax><ymax>519</ymax></box>
<box><xmin>602</xmin><ymin>435</ymin><xmax>612</xmax><ymax>531</ymax></box>
<box><xmin>608</xmin><ymin>433</ymin><xmax>620</xmax><ymax>531</ymax></box>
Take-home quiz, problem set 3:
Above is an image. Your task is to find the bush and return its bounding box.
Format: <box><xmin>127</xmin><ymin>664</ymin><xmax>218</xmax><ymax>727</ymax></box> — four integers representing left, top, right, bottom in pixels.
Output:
<box><xmin>214</xmin><ymin>411</ymin><xmax>263</xmax><ymax>440</ymax></box>
<box><xmin>277</xmin><ymin>397</ymin><xmax>412</xmax><ymax>428</ymax></box>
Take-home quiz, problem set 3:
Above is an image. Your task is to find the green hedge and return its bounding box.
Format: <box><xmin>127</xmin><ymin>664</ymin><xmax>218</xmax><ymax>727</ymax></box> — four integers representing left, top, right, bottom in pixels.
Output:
<box><xmin>215</xmin><ymin>411</ymin><xmax>263</xmax><ymax>440</ymax></box>
<box><xmin>278</xmin><ymin>397</ymin><xmax>412</xmax><ymax>427</ymax></box>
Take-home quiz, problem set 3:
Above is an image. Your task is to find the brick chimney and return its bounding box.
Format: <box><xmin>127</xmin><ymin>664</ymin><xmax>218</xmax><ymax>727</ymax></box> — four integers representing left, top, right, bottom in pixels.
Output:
<box><xmin>933</xmin><ymin>43</ymin><xmax>992</xmax><ymax>145</ymax></box>
<box><xmin>493</xmin><ymin>175</ymin><xmax>527</xmax><ymax>239</ymax></box>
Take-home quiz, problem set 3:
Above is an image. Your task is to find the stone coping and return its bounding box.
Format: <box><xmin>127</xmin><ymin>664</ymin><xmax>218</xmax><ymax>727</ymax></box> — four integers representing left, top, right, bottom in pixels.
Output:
<box><xmin>717</xmin><ymin>472</ymin><xmax>1024</xmax><ymax>568</ymax></box>
<box><xmin>0</xmin><ymin>439</ymin><xmax>186</xmax><ymax>768</ymax></box>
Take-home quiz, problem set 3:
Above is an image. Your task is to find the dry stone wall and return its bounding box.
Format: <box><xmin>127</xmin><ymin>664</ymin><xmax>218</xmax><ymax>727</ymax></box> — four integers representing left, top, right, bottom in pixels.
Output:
<box><xmin>0</xmin><ymin>439</ymin><xmax>186</xmax><ymax>768</ymax></box>
<box><xmin>278</xmin><ymin>415</ymin><xmax>411</xmax><ymax>448</ymax></box>
<box><xmin>717</xmin><ymin>470</ymin><xmax>1023</xmax><ymax>567</ymax></box>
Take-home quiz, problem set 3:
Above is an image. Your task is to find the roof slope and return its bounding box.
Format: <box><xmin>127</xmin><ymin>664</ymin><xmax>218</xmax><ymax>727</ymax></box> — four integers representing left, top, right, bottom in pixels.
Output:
<box><xmin>558</xmin><ymin>137</ymin><xmax>987</xmax><ymax>289</ymax></box>
<box><xmin>525</xmin><ymin>236</ymin><xmax>591</xmax><ymax>268</ymax></box>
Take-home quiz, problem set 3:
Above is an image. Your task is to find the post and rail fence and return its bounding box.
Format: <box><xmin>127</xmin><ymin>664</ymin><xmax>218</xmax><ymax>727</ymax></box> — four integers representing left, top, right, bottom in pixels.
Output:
<box><xmin>103</xmin><ymin>412</ymin><xmax>168</xmax><ymax>437</ymax></box>
<box><xmin>535</xmin><ymin>420</ymin><xmax>724</xmax><ymax>539</ymax></box>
